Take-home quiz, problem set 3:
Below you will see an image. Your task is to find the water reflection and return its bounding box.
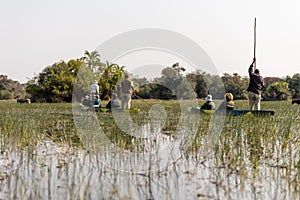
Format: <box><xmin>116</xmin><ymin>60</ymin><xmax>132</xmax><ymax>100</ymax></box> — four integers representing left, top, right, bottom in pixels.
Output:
<box><xmin>1</xmin><ymin>105</ymin><xmax>300</xmax><ymax>199</ymax></box>
<box><xmin>0</xmin><ymin>135</ymin><xmax>298</xmax><ymax>200</ymax></box>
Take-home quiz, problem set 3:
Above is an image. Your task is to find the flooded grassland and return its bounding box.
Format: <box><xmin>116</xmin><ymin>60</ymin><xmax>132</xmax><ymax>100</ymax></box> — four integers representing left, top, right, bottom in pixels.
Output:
<box><xmin>0</xmin><ymin>100</ymin><xmax>299</xmax><ymax>199</ymax></box>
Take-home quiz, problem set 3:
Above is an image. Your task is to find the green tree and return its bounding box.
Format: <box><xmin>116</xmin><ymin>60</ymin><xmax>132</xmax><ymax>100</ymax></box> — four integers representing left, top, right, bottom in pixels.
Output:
<box><xmin>98</xmin><ymin>63</ymin><xmax>125</xmax><ymax>99</ymax></box>
<box><xmin>176</xmin><ymin>78</ymin><xmax>197</xmax><ymax>99</ymax></box>
<box><xmin>154</xmin><ymin>64</ymin><xmax>195</xmax><ymax>99</ymax></box>
<box><xmin>286</xmin><ymin>73</ymin><xmax>300</xmax><ymax>98</ymax></box>
<box><xmin>83</xmin><ymin>50</ymin><xmax>104</xmax><ymax>73</ymax></box>
<box><xmin>222</xmin><ymin>73</ymin><xmax>248</xmax><ymax>100</ymax></box>
<box><xmin>204</xmin><ymin>74</ymin><xmax>225</xmax><ymax>99</ymax></box>
<box><xmin>135</xmin><ymin>65</ymin><xmax>187</xmax><ymax>100</ymax></box>
<box><xmin>137</xmin><ymin>83</ymin><xmax>174</xmax><ymax>100</ymax></box>
<box><xmin>159</xmin><ymin>66</ymin><xmax>182</xmax><ymax>98</ymax></box>
<box><xmin>264</xmin><ymin>77</ymin><xmax>283</xmax><ymax>87</ymax></box>
<box><xmin>72</xmin><ymin>64</ymin><xmax>94</xmax><ymax>102</ymax></box>
<box><xmin>0</xmin><ymin>90</ymin><xmax>14</xmax><ymax>99</ymax></box>
<box><xmin>264</xmin><ymin>81</ymin><xmax>291</xmax><ymax>101</ymax></box>
<box><xmin>26</xmin><ymin>59</ymin><xmax>83</xmax><ymax>102</ymax></box>
<box><xmin>186</xmin><ymin>70</ymin><xmax>208</xmax><ymax>98</ymax></box>
<box><xmin>0</xmin><ymin>74</ymin><xmax>26</xmax><ymax>99</ymax></box>
<box><xmin>172</xmin><ymin>62</ymin><xmax>186</xmax><ymax>75</ymax></box>
<box><xmin>132</xmin><ymin>76</ymin><xmax>148</xmax><ymax>89</ymax></box>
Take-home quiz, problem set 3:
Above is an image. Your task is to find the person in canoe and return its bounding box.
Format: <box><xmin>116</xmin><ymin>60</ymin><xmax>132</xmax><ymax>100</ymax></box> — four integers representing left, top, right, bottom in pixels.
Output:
<box><xmin>247</xmin><ymin>58</ymin><xmax>264</xmax><ymax>110</ymax></box>
<box><xmin>106</xmin><ymin>93</ymin><xmax>121</xmax><ymax>111</ymax></box>
<box><xmin>94</xmin><ymin>95</ymin><xmax>101</xmax><ymax>105</ymax></box>
<box><xmin>201</xmin><ymin>94</ymin><xmax>216</xmax><ymax>110</ymax></box>
<box><xmin>80</xmin><ymin>95</ymin><xmax>94</xmax><ymax>110</ymax></box>
<box><xmin>82</xmin><ymin>95</ymin><xmax>92</xmax><ymax>107</ymax></box>
<box><xmin>218</xmin><ymin>93</ymin><xmax>234</xmax><ymax>111</ymax></box>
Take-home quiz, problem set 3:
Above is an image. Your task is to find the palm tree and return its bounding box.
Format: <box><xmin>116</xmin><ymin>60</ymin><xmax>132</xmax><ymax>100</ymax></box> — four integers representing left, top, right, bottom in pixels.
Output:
<box><xmin>172</xmin><ymin>62</ymin><xmax>186</xmax><ymax>76</ymax></box>
<box><xmin>98</xmin><ymin>62</ymin><xmax>125</xmax><ymax>98</ymax></box>
<box><xmin>83</xmin><ymin>50</ymin><xmax>103</xmax><ymax>73</ymax></box>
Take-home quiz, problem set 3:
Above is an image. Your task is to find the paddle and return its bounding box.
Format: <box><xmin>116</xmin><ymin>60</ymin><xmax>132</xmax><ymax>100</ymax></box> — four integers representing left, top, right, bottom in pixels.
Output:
<box><xmin>253</xmin><ymin>18</ymin><xmax>256</xmax><ymax>69</ymax></box>
<box><xmin>133</xmin><ymin>92</ymin><xmax>152</xmax><ymax>108</ymax></box>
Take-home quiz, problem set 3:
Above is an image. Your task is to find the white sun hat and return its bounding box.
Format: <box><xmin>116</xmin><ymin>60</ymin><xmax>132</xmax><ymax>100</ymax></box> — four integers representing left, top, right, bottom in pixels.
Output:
<box><xmin>205</xmin><ymin>95</ymin><xmax>213</xmax><ymax>102</ymax></box>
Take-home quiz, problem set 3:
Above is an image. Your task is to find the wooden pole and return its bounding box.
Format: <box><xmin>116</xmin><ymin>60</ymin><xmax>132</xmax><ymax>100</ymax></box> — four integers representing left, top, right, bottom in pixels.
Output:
<box><xmin>254</xmin><ymin>18</ymin><xmax>256</xmax><ymax>69</ymax></box>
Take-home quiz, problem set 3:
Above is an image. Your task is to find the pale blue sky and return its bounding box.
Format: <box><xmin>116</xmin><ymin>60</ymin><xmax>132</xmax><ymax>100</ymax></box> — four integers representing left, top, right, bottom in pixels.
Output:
<box><xmin>1</xmin><ymin>0</ymin><xmax>299</xmax><ymax>83</ymax></box>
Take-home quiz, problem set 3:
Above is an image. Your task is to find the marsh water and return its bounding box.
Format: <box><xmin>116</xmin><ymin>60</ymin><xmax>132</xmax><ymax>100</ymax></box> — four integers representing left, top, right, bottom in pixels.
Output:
<box><xmin>0</xmin><ymin>101</ymin><xmax>299</xmax><ymax>199</ymax></box>
<box><xmin>0</xmin><ymin>137</ymin><xmax>298</xmax><ymax>199</ymax></box>
<box><xmin>0</xmin><ymin>127</ymin><xmax>299</xmax><ymax>199</ymax></box>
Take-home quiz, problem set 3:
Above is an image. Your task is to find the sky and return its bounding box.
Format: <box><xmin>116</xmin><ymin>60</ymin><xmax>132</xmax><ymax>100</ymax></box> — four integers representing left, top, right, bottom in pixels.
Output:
<box><xmin>1</xmin><ymin>0</ymin><xmax>299</xmax><ymax>83</ymax></box>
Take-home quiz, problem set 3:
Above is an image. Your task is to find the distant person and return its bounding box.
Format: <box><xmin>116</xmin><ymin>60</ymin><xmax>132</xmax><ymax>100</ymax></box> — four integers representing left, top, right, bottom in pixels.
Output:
<box><xmin>247</xmin><ymin>58</ymin><xmax>264</xmax><ymax>110</ymax></box>
<box><xmin>120</xmin><ymin>73</ymin><xmax>135</xmax><ymax>110</ymax></box>
<box><xmin>82</xmin><ymin>95</ymin><xmax>91</xmax><ymax>107</ymax></box>
<box><xmin>218</xmin><ymin>93</ymin><xmax>235</xmax><ymax>111</ymax></box>
<box><xmin>106</xmin><ymin>93</ymin><xmax>121</xmax><ymax>111</ymax></box>
<box><xmin>201</xmin><ymin>95</ymin><xmax>216</xmax><ymax>110</ymax></box>
<box><xmin>17</xmin><ymin>98</ymin><xmax>31</xmax><ymax>104</ymax></box>
<box><xmin>90</xmin><ymin>80</ymin><xmax>99</xmax><ymax>96</ymax></box>
<box><xmin>81</xmin><ymin>95</ymin><xmax>94</xmax><ymax>110</ymax></box>
<box><xmin>94</xmin><ymin>95</ymin><xmax>101</xmax><ymax>106</ymax></box>
<box><xmin>93</xmin><ymin>95</ymin><xmax>101</xmax><ymax>112</ymax></box>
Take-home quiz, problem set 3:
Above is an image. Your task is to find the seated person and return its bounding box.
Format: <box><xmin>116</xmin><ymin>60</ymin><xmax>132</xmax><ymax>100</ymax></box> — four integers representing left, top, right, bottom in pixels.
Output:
<box><xmin>82</xmin><ymin>95</ymin><xmax>91</xmax><ymax>107</ymax></box>
<box><xmin>106</xmin><ymin>93</ymin><xmax>121</xmax><ymax>111</ymax></box>
<box><xmin>94</xmin><ymin>95</ymin><xmax>101</xmax><ymax>106</ymax></box>
<box><xmin>218</xmin><ymin>93</ymin><xmax>235</xmax><ymax>111</ymax></box>
<box><xmin>201</xmin><ymin>95</ymin><xmax>216</xmax><ymax>110</ymax></box>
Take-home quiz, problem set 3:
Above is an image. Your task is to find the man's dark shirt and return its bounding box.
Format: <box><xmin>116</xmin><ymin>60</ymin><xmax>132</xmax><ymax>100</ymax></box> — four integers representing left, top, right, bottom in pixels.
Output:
<box><xmin>247</xmin><ymin>64</ymin><xmax>264</xmax><ymax>95</ymax></box>
<box><xmin>201</xmin><ymin>101</ymin><xmax>216</xmax><ymax>110</ymax></box>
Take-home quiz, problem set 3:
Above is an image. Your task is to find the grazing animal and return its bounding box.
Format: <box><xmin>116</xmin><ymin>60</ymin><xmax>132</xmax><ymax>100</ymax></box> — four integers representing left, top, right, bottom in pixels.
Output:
<box><xmin>17</xmin><ymin>98</ymin><xmax>31</xmax><ymax>104</ymax></box>
<box><xmin>292</xmin><ymin>99</ymin><xmax>300</xmax><ymax>104</ymax></box>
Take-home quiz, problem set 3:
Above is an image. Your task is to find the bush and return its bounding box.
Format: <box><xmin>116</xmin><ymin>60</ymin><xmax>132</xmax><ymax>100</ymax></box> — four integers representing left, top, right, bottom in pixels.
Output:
<box><xmin>0</xmin><ymin>90</ymin><xmax>14</xmax><ymax>100</ymax></box>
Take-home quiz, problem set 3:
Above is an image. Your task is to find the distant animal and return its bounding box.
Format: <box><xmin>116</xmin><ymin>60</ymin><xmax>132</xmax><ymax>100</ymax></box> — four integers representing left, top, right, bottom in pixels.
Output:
<box><xmin>292</xmin><ymin>99</ymin><xmax>300</xmax><ymax>104</ymax></box>
<box><xmin>17</xmin><ymin>98</ymin><xmax>31</xmax><ymax>104</ymax></box>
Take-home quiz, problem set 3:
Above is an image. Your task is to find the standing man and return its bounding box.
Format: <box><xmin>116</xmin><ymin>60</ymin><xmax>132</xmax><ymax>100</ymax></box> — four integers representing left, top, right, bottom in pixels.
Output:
<box><xmin>90</xmin><ymin>80</ymin><xmax>99</xmax><ymax>97</ymax></box>
<box><xmin>247</xmin><ymin>58</ymin><xmax>264</xmax><ymax>110</ymax></box>
<box><xmin>120</xmin><ymin>73</ymin><xmax>134</xmax><ymax>110</ymax></box>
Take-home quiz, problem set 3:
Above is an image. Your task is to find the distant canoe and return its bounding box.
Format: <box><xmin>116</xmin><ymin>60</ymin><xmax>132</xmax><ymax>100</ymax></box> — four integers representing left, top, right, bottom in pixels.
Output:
<box><xmin>190</xmin><ymin>107</ymin><xmax>215</xmax><ymax>114</ymax></box>
<box><xmin>99</xmin><ymin>108</ymin><xmax>140</xmax><ymax>113</ymax></box>
<box><xmin>292</xmin><ymin>99</ymin><xmax>300</xmax><ymax>104</ymax></box>
<box><xmin>226</xmin><ymin>110</ymin><xmax>275</xmax><ymax>116</ymax></box>
<box><xmin>80</xmin><ymin>104</ymin><xmax>140</xmax><ymax>113</ymax></box>
<box><xmin>190</xmin><ymin>107</ymin><xmax>275</xmax><ymax>116</ymax></box>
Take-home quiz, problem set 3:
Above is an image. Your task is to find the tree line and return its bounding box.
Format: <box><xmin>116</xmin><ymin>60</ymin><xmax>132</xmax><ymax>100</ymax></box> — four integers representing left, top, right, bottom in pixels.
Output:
<box><xmin>134</xmin><ymin>67</ymin><xmax>300</xmax><ymax>101</ymax></box>
<box><xmin>0</xmin><ymin>51</ymin><xmax>299</xmax><ymax>102</ymax></box>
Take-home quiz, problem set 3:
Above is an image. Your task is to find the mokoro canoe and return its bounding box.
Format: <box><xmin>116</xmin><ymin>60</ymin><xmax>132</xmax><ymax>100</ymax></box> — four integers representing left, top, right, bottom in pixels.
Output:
<box><xmin>190</xmin><ymin>107</ymin><xmax>275</xmax><ymax>116</ymax></box>
<box><xmin>80</xmin><ymin>104</ymin><xmax>140</xmax><ymax>113</ymax></box>
<box><xmin>99</xmin><ymin>108</ymin><xmax>140</xmax><ymax>113</ymax></box>
<box><xmin>226</xmin><ymin>110</ymin><xmax>275</xmax><ymax>116</ymax></box>
<box><xmin>292</xmin><ymin>99</ymin><xmax>300</xmax><ymax>104</ymax></box>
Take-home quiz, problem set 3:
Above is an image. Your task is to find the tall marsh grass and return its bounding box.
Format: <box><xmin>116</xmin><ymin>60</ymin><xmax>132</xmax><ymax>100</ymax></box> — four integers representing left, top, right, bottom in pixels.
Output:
<box><xmin>0</xmin><ymin>99</ymin><xmax>299</xmax><ymax>199</ymax></box>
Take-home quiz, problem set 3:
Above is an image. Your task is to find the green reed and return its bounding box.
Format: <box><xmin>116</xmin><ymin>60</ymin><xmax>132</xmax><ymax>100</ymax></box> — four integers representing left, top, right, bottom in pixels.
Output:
<box><xmin>0</xmin><ymin>101</ymin><xmax>78</xmax><ymax>151</ymax></box>
<box><xmin>0</xmin><ymin>99</ymin><xmax>299</xmax><ymax>199</ymax></box>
